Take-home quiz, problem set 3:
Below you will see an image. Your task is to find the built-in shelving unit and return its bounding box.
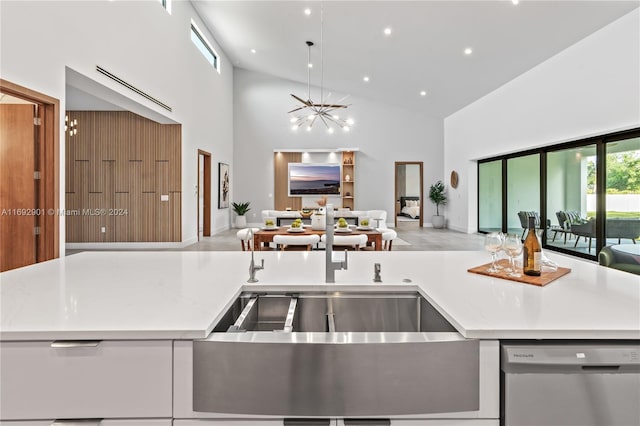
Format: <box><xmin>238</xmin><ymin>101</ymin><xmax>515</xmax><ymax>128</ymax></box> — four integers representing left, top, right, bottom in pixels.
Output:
<box><xmin>342</xmin><ymin>151</ymin><xmax>355</xmax><ymax>210</ymax></box>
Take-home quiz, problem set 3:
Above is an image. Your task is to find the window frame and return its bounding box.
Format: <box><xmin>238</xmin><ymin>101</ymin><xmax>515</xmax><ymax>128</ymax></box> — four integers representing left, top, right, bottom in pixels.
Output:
<box><xmin>477</xmin><ymin>127</ymin><xmax>640</xmax><ymax>262</ymax></box>
<box><xmin>190</xmin><ymin>20</ymin><xmax>220</xmax><ymax>73</ymax></box>
<box><xmin>158</xmin><ymin>0</ymin><xmax>171</xmax><ymax>14</ymax></box>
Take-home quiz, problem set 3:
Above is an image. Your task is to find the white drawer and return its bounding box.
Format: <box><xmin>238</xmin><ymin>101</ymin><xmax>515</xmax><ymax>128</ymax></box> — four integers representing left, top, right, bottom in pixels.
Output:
<box><xmin>0</xmin><ymin>421</ymin><xmax>172</xmax><ymax>426</ymax></box>
<box><xmin>0</xmin><ymin>341</ymin><xmax>172</xmax><ymax>420</ymax></box>
<box><xmin>173</xmin><ymin>421</ymin><xmax>289</xmax><ymax>426</ymax></box>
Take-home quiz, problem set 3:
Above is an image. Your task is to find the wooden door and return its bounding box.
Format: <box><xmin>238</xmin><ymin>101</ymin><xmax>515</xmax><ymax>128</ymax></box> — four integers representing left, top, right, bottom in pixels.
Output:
<box><xmin>0</xmin><ymin>104</ymin><xmax>37</xmax><ymax>271</ymax></box>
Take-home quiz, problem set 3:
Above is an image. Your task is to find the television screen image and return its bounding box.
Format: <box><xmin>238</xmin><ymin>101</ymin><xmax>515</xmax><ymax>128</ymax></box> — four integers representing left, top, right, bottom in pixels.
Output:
<box><xmin>288</xmin><ymin>163</ymin><xmax>341</xmax><ymax>196</ymax></box>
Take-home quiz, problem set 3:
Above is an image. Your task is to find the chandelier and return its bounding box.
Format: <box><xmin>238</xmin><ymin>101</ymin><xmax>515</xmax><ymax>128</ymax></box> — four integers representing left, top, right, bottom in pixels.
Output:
<box><xmin>288</xmin><ymin>7</ymin><xmax>353</xmax><ymax>133</ymax></box>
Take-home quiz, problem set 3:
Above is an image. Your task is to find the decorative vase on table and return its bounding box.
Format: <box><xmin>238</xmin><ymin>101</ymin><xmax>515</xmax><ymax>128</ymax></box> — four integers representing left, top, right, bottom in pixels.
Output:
<box><xmin>311</xmin><ymin>211</ymin><xmax>326</xmax><ymax>230</ymax></box>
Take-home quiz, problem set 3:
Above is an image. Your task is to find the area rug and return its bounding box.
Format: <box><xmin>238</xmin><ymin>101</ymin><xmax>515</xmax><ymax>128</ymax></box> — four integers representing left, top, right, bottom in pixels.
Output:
<box><xmin>392</xmin><ymin>237</ymin><xmax>411</xmax><ymax>246</ymax></box>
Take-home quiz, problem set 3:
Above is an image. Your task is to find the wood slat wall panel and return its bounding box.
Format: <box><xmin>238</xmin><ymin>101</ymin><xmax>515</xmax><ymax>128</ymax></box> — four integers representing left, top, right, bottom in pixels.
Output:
<box><xmin>64</xmin><ymin>192</ymin><xmax>78</xmax><ymax>242</ymax></box>
<box><xmin>65</xmin><ymin>111</ymin><xmax>181</xmax><ymax>242</ymax></box>
<box><xmin>103</xmin><ymin>160</ymin><xmax>115</xmax><ymax>242</ymax></box>
<box><xmin>156</xmin><ymin>161</ymin><xmax>169</xmax><ymax>241</ymax></box>
<box><xmin>142</xmin><ymin>121</ymin><xmax>158</xmax><ymax>193</ymax></box>
<box><xmin>168</xmin><ymin>125</ymin><xmax>181</xmax><ymax>192</ymax></box>
<box><xmin>114</xmin><ymin>112</ymin><xmax>131</xmax><ymax>192</ymax></box>
<box><xmin>274</xmin><ymin>152</ymin><xmax>302</xmax><ymax>211</ymax></box>
<box><xmin>114</xmin><ymin>192</ymin><xmax>129</xmax><ymax>241</ymax></box>
<box><xmin>170</xmin><ymin>191</ymin><xmax>182</xmax><ymax>242</ymax></box>
<box><xmin>65</xmin><ymin>123</ymin><xmax>75</xmax><ymax>192</ymax></box>
<box><xmin>142</xmin><ymin>193</ymin><xmax>157</xmax><ymax>242</ymax></box>
<box><xmin>129</xmin><ymin>160</ymin><xmax>143</xmax><ymax>242</ymax></box>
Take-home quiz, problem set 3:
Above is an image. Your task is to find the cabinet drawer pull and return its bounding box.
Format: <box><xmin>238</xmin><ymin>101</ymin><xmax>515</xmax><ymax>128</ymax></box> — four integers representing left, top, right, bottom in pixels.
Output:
<box><xmin>52</xmin><ymin>419</ymin><xmax>103</xmax><ymax>425</ymax></box>
<box><xmin>283</xmin><ymin>420</ymin><xmax>330</xmax><ymax>426</ymax></box>
<box><xmin>50</xmin><ymin>340</ymin><xmax>101</xmax><ymax>348</ymax></box>
<box><xmin>344</xmin><ymin>420</ymin><xmax>391</xmax><ymax>426</ymax></box>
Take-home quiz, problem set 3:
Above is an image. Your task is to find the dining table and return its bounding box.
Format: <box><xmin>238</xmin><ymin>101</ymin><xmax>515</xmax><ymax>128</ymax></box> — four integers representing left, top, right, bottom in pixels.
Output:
<box><xmin>253</xmin><ymin>226</ymin><xmax>383</xmax><ymax>251</ymax></box>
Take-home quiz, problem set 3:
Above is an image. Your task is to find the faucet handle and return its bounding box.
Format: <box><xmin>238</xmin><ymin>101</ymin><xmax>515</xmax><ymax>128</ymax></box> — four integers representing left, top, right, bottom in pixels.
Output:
<box><xmin>374</xmin><ymin>263</ymin><xmax>382</xmax><ymax>282</ymax></box>
<box><xmin>257</xmin><ymin>259</ymin><xmax>265</xmax><ymax>270</ymax></box>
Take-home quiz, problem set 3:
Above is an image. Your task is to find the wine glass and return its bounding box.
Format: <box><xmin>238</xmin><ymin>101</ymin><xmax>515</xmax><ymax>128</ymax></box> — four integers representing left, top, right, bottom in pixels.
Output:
<box><xmin>484</xmin><ymin>232</ymin><xmax>504</xmax><ymax>273</ymax></box>
<box><xmin>503</xmin><ymin>234</ymin><xmax>523</xmax><ymax>277</ymax></box>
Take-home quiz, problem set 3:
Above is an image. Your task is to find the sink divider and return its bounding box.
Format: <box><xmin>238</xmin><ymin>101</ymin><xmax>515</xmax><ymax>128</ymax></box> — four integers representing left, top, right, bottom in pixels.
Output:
<box><xmin>227</xmin><ymin>296</ymin><xmax>257</xmax><ymax>332</ymax></box>
<box><xmin>283</xmin><ymin>297</ymin><xmax>298</xmax><ymax>332</ymax></box>
<box><xmin>326</xmin><ymin>298</ymin><xmax>336</xmax><ymax>332</ymax></box>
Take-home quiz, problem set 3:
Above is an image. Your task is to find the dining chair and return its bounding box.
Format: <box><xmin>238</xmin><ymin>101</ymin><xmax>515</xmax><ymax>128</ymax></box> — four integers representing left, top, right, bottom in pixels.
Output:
<box><xmin>382</xmin><ymin>229</ymin><xmax>397</xmax><ymax>251</ymax></box>
<box><xmin>273</xmin><ymin>234</ymin><xmax>320</xmax><ymax>251</ymax></box>
<box><xmin>236</xmin><ymin>227</ymin><xmax>260</xmax><ymax>251</ymax></box>
<box><xmin>321</xmin><ymin>234</ymin><xmax>368</xmax><ymax>251</ymax></box>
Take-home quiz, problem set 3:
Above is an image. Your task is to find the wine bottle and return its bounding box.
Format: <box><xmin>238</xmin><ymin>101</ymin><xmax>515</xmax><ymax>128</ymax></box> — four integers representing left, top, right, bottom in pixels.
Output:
<box><xmin>523</xmin><ymin>216</ymin><xmax>542</xmax><ymax>276</ymax></box>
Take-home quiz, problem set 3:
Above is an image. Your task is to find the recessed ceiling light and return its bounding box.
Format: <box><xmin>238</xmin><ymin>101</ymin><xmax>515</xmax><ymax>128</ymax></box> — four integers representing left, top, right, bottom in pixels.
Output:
<box><xmin>420</xmin><ymin>91</ymin><xmax>427</xmax><ymax>96</ymax></box>
<box><xmin>304</xmin><ymin>8</ymin><xmax>311</xmax><ymax>16</ymax></box>
<box><xmin>464</xmin><ymin>47</ymin><xmax>473</xmax><ymax>55</ymax></box>
<box><xmin>512</xmin><ymin>0</ymin><xmax>519</xmax><ymax>4</ymax></box>
<box><xmin>363</xmin><ymin>76</ymin><xmax>370</xmax><ymax>82</ymax></box>
<box><xmin>250</xmin><ymin>49</ymin><xmax>256</xmax><ymax>54</ymax></box>
<box><xmin>308</xmin><ymin>63</ymin><xmax>313</xmax><ymax>68</ymax></box>
<box><xmin>384</xmin><ymin>27</ymin><xmax>392</xmax><ymax>36</ymax></box>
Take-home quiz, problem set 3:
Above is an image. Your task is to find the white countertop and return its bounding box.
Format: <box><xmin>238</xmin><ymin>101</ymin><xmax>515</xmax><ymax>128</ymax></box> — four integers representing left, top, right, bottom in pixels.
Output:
<box><xmin>1</xmin><ymin>250</ymin><xmax>639</xmax><ymax>341</ymax></box>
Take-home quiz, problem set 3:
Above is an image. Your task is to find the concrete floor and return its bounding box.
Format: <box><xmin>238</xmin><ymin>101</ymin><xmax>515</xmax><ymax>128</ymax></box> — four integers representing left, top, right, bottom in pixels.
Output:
<box><xmin>184</xmin><ymin>222</ymin><xmax>487</xmax><ymax>252</ymax></box>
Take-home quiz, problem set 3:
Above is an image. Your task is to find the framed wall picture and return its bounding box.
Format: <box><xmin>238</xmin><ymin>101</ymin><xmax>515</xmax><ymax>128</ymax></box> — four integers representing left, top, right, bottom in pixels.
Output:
<box><xmin>218</xmin><ymin>162</ymin><xmax>229</xmax><ymax>209</ymax></box>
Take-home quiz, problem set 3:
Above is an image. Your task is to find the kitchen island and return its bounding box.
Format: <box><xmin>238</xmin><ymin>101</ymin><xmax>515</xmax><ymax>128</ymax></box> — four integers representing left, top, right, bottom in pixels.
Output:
<box><xmin>1</xmin><ymin>250</ymin><xmax>639</xmax><ymax>424</ymax></box>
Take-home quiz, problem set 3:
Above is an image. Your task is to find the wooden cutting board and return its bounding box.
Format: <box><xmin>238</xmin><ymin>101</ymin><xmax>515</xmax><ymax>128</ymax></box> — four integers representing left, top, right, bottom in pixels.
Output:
<box><xmin>468</xmin><ymin>259</ymin><xmax>571</xmax><ymax>287</ymax></box>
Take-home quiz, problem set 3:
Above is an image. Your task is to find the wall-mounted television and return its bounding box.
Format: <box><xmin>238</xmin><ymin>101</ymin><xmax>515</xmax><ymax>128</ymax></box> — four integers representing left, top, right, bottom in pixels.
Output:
<box><xmin>288</xmin><ymin>163</ymin><xmax>341</xmax><ymax>196</ymax></box>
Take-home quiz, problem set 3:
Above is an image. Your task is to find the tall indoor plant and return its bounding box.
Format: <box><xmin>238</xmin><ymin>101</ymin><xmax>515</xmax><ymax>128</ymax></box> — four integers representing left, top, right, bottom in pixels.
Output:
<box><xmin>232</xmin><ymin>201</ymin><xmax>251</xmax><ymax>228</ymax></box>
<box><xmin>429</xmin><ymin>180</ymin><xmax>448</xmax><ymax>229</ymax></box>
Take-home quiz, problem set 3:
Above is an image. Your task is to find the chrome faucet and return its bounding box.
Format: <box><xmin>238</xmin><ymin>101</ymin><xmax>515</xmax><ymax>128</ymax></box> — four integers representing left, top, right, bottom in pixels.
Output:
<box><xmin>325</xmin><ymin>204</ymin><xmax>348</xmax><ymax>283</ymax></box>
<box><xmin>247</xmin><ymin>228</ymin><xmax>264</xmax><ymax>283</ymax></box>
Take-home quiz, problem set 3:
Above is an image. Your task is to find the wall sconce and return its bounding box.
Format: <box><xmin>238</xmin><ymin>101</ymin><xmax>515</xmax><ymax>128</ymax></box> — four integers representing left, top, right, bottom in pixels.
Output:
<box><xmin>65</xmin><ymin>115</ymin><xmax>78</xmax><ymax>136</ymax></box>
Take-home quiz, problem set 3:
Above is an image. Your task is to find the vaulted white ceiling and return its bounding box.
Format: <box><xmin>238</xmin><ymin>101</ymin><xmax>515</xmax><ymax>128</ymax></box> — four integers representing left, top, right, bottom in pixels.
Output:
<box><xmin>192</xmin><ymin>0</ymin><xmax>638</xmax><ymax>118</ymax></box>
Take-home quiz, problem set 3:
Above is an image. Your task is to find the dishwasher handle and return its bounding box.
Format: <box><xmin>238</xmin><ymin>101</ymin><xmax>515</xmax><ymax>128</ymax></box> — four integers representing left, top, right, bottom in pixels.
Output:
<box><xmin>581</xmin><ymin>365</ymin><xmax>621</xmax><ymax>372</ymax></box>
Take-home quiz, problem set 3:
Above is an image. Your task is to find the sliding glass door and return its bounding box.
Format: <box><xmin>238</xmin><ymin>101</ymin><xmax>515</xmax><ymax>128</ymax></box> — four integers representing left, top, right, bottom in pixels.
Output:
<box><xmin>605</xmin><ymin>136</ymin><xmax>640</xmax><ymax>246</ymax></box>
<box><xmin>477</xmin><ymin>127</ymin><xmax>639</xmax><ymax>261</ymax></box>
<box><xmin>478</xmin><ymin>160</ymin><xmax>502</xmax><ymax>233</ymax></box>
<box><xmin>546</xmin><ymin>145</ymin><xmax>597</xmax><ymax>255</ymax></box>
<box><xmin>507</xmin><ymin>154</ymin><xmax>540</xmax><ymax>237</ymax></box>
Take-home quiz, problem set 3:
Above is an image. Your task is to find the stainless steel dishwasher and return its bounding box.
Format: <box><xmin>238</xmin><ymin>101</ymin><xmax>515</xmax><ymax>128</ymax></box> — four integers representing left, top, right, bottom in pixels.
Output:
<box><xmin>501</xmin><ymin>342</ymin><xmax>640</xmax><ymax>426</ymax></box>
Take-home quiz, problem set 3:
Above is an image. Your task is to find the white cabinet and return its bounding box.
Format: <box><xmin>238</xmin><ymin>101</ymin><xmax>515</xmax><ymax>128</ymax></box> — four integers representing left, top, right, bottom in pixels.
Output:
<box><xmin>0</xmin><ymin>340</ymin><xmax>173</xmax><ymax>420</ymax></box>
<box><xmin>174</xmin><ymin>421</ymin><xmax>287</xmax><ymax>426</ymax></box>
<box><xmin>0</xmin><ymin>421</ymin><xmax>172</xmax><ymax>426</ymax></box>
<box><xmin>337</xmin><ymin>421</ymin><xmax>498</xmax><ymax>426</ymax></box>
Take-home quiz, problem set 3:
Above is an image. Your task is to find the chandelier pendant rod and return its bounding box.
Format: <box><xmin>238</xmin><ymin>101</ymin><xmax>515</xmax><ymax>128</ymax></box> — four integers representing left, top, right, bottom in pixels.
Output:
<box><xmin>307</xmin><ymin>42</ymin><xmax>312</xmax><ymax>101</ymax></box>
<box><xmin>320</xmin><ymin>1</ymin><xmax>324</xmax><ymax>105</ymax></box>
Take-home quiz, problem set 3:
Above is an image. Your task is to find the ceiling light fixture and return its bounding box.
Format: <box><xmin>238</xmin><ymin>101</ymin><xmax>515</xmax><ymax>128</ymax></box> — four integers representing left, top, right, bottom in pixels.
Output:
<box><xmin>363</xmin><ymin>76</ymin><xmax>370</xmax><ymax>82</ymax></box>
<box><xmin>464</xmin><ymin>47</ymin><xmax>473</xmax><ymax>55</ymax></box>
<box><xmin>420</xmin><ymin>91</ymin><xmax>427</xmax><ymax>96</ymax></box>
<box><xmin>250</xmin><ymin>48</ymin><xmax>256</xmax><ymax>54</ymax></box>
<box><xmin>304</xmin><ymin>8</ymin><xmax>311</xmax><ymax>16</ymax></box>
<box><xmin>512</xmin><ymin>0</ymin><xmax>519</xmax><ymax>5</ymax></box>
<box><xmin>289</xmin><ymin>5</ymin><xmax>353</xmax><ymax>133</ymax></box>
<box><xmin>384</xmin><ymin>27</ymin><xmax>392</xmax><ymax>36</ymax></box>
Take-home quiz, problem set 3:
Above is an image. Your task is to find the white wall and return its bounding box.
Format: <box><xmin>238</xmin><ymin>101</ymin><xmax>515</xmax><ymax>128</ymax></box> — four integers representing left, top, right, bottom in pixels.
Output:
<box><xmin>444</xmin><ymin>9</ymin><xmax>640</xmax><ymax>233</ymax></box>
<box><xmin>233</xmin><ymin>68</ymin><xmax>443</xmax><ymax>226</ymax></box>
<box><xmin>0</xmin><ymin>0</ymin><xmax>235</xmax><ymax>250</ymax></box>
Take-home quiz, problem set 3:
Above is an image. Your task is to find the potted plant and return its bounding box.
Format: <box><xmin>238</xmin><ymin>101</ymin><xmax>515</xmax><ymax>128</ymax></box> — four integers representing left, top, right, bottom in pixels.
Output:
<box><xmin>429</xmin><ymin>180</ymin><xmax>447</xmax><ymax>229</ymax></box>
<box><xmin>232</xmin><ymin>201</ymin><xmax>251</xmax><ymax>228</ymax></box>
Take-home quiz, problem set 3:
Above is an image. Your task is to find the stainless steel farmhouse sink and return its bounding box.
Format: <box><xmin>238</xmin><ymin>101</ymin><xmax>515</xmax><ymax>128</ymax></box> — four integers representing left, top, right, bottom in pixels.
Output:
<box><xmin>193</xmin><ymin>291</ymin><xmax>479</xmax><ymax>417</ymax></box>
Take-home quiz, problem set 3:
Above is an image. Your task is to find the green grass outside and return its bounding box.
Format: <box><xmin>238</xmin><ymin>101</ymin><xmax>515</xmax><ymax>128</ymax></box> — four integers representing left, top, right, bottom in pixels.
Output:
<box><xmin>587</xmin><ymin>211</ymin><xmax>640</xmax><ymax>219</ymax></box>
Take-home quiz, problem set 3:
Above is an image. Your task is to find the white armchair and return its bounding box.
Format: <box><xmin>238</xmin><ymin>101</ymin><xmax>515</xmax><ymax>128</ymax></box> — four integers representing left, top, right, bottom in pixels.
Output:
<box><xmin>365</xmin><ymin>210</ymin><xmax>388</xmax><ymax>230</ymax></box>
